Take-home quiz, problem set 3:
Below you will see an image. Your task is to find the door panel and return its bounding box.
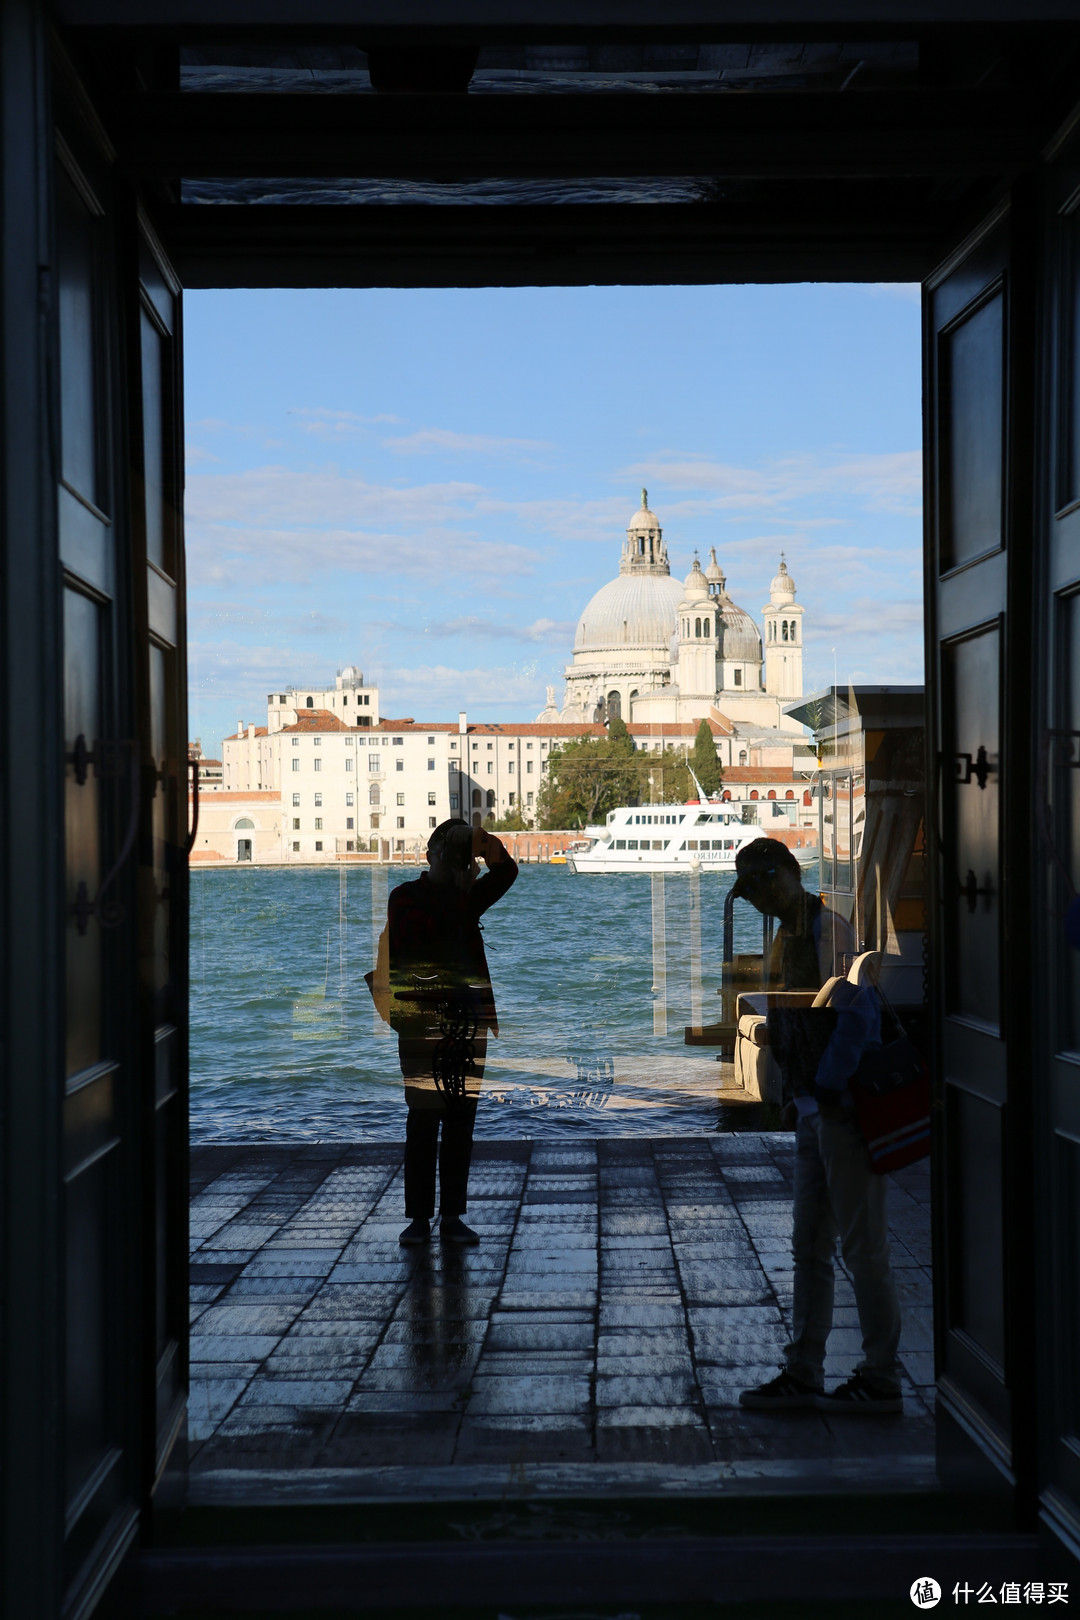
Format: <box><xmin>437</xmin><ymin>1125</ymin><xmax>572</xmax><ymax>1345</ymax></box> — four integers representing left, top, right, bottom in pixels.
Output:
<box><xmin>134</xmin><ymin>228</ymin><xmax>189</xmax><ymax>1485</ymax></box>
<box><xmin>1038</xmin><ymin>134</ymin><xmax>1080</xmax><ymax>1555</ymax></box>
<box><xmin>55</xmin><ymin>132</ymin><xmax>142</xmax><ymax>1607</ymax></box>
<box><xmin>926</xmin><ymin>208</ymin><xmax>1022</xmax><ymax>1470</ymax></box>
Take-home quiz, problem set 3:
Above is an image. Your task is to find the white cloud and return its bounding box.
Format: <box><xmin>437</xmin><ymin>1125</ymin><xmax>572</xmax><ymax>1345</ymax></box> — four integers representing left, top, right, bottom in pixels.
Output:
<box><xmin>369</xmin><ymin>614</ymin><xmax>574</xmax><ymax>645</ymax></box>
<box><xmin>382</xmin><ymin>427</ymin><xmax>555</xmax><ymax>457</ymax></box>
<box><xmin>619</xmin><ymin>449</ymin><xmax>922</xmax><ymax>515</ymax></box>
<box><xmin>379</xmin><ymin>663</ymin><xmax>550</xmax><ymax>715</ymax></box>
<box><xmin>290</xmin><ymin>407</ymin><xmax>405</xmax><ymax>437</ymax></box>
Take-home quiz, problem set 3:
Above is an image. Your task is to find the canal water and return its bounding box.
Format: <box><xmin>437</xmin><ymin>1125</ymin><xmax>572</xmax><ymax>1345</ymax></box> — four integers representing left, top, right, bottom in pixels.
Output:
<box><xmin>190</xmin><ymin>863</ymin><xmax>766</xmax><ymax>1142</ymax></box>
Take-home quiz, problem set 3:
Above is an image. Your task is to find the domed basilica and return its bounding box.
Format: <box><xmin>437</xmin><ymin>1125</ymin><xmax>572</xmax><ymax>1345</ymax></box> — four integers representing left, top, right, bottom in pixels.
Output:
<box><xmin>537</xmin><ymin>491</ymin><xmax>805</xmax><ymax>733</ymax></box>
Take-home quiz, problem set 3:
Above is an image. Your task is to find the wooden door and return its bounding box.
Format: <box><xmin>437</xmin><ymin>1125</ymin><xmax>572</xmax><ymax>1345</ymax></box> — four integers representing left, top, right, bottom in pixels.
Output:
<box><xmin>1034</xmin><ymin>126</ymin><xmax>1080</xmax><ymax>1559</ymax></box>
<box><xmin>924</xmin><ymin>197</ymin><xmax>1038</xmax><ymax>1503</ymax></box>
<box><xmin>131</xmin><ymin>219</ymin><xmax>190</xmax><ymax>1498</ymax></box>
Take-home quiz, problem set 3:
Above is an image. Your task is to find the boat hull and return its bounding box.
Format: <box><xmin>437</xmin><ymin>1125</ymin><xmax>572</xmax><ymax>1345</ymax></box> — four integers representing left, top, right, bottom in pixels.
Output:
<box><xmin>568</xmin><ymin>851</ymin><xmax>741</xmax><ymax>874</ymax></box>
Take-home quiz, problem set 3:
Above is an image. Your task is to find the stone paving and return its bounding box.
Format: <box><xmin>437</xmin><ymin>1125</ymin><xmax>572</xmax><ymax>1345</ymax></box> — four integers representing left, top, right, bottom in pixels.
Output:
<box><xmin>188</xmin><ymin>1136</ymin><xmax>935</xmax><ymax>1493</ymax></box>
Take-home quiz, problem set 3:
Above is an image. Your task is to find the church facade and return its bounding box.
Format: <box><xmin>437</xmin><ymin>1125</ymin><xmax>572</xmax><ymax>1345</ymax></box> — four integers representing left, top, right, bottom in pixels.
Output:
<box><xmin>538</xmin><ymin>492</ymin><xmax>805</xmax><ymax>734</ymax></box>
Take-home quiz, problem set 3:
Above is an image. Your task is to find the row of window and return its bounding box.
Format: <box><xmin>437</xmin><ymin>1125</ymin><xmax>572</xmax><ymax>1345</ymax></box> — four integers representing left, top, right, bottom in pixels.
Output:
<box><xmin>767</xmin><ymin>619</ymin><xmax>799</xmax><ymax>643</ymax></box>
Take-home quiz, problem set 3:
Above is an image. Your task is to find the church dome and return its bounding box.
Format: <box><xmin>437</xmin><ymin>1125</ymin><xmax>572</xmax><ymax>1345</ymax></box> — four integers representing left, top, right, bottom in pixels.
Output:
<box><xmin>704</xmin><ymin>548</ymin><xmax>726</xmax><ymax>589</ymax></box>
<box><xmin>718</xmin><ymin>600</ymin><xmax>763</xmax><ymax>662</ymax></box>
<box><xmin>575</xmin><ymin>571</ymin><xmax>685</xmax><ymax>651</ymax></box>
<box><xmin>770</xmin><ymin>557</ymin><xmax>796</xmax><ymax>600</ymax></box>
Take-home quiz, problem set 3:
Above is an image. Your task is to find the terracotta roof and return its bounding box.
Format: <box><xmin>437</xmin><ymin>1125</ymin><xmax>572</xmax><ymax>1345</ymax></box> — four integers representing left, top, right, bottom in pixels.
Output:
<box><xmin>280</xmin><ymin>710</ymin><xmax>346</xmax><ymax>733</ymax></box>
<box><xmin>187</xmin><ymin>790</ymin><xmax>280</xmax><ymax>802</ymax></box>
<box><xmin>719</xmin><ymin>768</ymin><xmax>814</xmax><ymax>783</ymax></box>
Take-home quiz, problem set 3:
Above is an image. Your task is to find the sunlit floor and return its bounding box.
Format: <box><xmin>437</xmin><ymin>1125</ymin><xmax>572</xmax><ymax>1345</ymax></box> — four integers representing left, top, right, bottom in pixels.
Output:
<box><xmin>187</xmin><ymin>1135</ymin><xmax>935</xmax><ymax>1500</ymax></box>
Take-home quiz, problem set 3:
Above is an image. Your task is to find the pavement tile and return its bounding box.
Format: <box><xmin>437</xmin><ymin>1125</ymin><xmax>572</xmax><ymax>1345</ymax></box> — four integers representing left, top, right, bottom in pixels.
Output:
<box><xmin>193</xmin><ymin>1303</ymin><xmax>301</xmax><ymax>1335</ymax></box>
<box><xmin>345</xmin><ymin>1390</ymin><xmax>470</xmax><ymax>1414</ymax></box>
<box><xmin>596</xmin><ymin>1374</ymin><xmax>697</xmax><ymax>1407</ymax></box>
<box><xmin>237</xmin><ymin>1377</ymin><xmax>354</xmax><ymax>1409</ymax></box>
<box><xmin>467</xmin><ymin>1376</ymin><xmax>591</xmax><ymax>1416</ymax></box>
<box><xmin>188</xmin><ymin>1334</ymin><xmax>283</xmax><ymax>1362</ymax></box>
<box><xmin>486</xmin><ymin>1322</ymin><xmax>594</xmax><ymax>1352</ymax></box>
<box><xmin>596</xmin><ymin>1405</ymin><xmax>705</xmax><ymax>1428</ymax></box>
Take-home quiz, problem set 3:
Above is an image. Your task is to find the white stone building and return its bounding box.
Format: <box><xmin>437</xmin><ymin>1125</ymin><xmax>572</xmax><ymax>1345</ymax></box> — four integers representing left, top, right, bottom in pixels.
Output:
<box><xmin>546</xmin><ymin>492</ymin><xmax>805</xmax><ymax>732</ymax></box>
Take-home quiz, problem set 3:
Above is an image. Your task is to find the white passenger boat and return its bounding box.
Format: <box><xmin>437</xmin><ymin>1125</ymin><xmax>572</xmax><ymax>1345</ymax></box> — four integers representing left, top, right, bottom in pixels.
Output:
<box><xmin>565</xmin><ymin>801</ymin><xmax>763</xmax><ymax>874</ymax></box>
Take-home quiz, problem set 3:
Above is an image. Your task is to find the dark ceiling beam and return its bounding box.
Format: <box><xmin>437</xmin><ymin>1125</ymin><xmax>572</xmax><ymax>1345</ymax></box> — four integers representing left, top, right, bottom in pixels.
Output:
<box><xmin>54</xmin><ymin>0</ymin><xmax>1080</xmax><ymax>33</ymax></box>
<box><xmin>163</xmin><ymin>200</ymin><xmax>951</xmax><ymax>287</ymax></box>
<box><xmin>114</xmin><ymin>90</ymin><xmax>1044</xmax><ymax>180</ymax></box>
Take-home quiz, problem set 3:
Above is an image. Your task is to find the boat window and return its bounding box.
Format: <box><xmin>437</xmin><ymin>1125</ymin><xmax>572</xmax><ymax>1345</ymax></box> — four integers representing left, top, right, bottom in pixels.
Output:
<box><xmin>627</xmin><ymin>839</ymin><xmax>638</xmax><ymax>850</ymax></box>
<box><xmin>653</xmin><ymin>840</ymin><xmax>663</xmax><ymax>850</ymax></box>
<box><xmin>687</xmin><ymin>840</ymin><xmax>697</xmax><ymax>851</ymax></box>
<box><xmin>614</xmin><ymin>840</ymin><xmax>626</xmax><ymax>849</ymax></box>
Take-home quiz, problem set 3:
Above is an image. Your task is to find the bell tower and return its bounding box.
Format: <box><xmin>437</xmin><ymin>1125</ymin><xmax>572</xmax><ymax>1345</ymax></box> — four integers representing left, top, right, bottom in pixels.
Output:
<box><xmin>762</xmin><ymin>556</ymin><xmax>804</xmax><ymax>699</ymax></box>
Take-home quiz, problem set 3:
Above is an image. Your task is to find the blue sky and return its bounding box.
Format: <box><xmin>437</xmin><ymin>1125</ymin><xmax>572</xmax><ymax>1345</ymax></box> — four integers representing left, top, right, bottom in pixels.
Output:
<box><xmin>184</xmin><ymin>282</ymin><xmax>922</xmax><ymax>755</ymax></box>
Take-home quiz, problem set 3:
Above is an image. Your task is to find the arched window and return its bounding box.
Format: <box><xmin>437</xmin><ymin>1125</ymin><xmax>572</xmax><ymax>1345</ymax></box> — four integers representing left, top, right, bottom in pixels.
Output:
<box><xmin>369</xmin><ymin>782</ymin><xmax>380</xmax><ymax>805</ymax></box>
<box><xmin>722</xmin><ymin>790</ymin><xmax>731</xmax><ymax>802</ymax></box>
<box><xmin>738</xmin><ymin>750</ymin><xmax>747</xmax><ymax>766</ymax></box>
<box><xmin>785</xmin><ymin>790</ymin><xmax>795</xmax><ymax>800</ymax></box>
<box><xmin>703</xmin><ymin>619</ymin><xmax>711</xmax><ymax>638</ymax></box>
<box><xmin>638</xmin><ymin>537</ymin><xmax>645</xmax><ymax>555</ymax></box>
<box><xmin>781</xmin><ymin>621</ymin><xmax>789</xmax><ymax>642</ymax></box>
<box><xmin>472</xmin><ymin>811</ymin><xmax>482</xmax><ymax>827</ymax></box>
<box><xmin>750</xmin><ymin>790</ymin><xmax>759</xmax><ymax>800</ymax></box>
<box><xmin>767</xmin><ymin>790</ymin><xmax>777</xmax><ymax>800</ymax></box>
<box><xmin>803</xmin><ymin>790</ymin><xmax>813</xmax><ymax>806</ymax></box>
<box><xmin>486</xmin><ymin>790</ymin><xmax>496</xmax><ymax>809</ymax></box>
<box><xmin>472</xmin><ymin>789</ymin><xmax>481</xmax><ymax>808</ymax></box>
<box><xmin>694</xmin><ymin>617</ymin><xmax>701</xmax><ymax>638</ymax></box>
<box><xmin>607</xmin><ymin>689</ymin><xmax>622</xmax><ymax>722</ymax></box>
<box><xmin>234</xmin><ymin>817</ymin><xmax>254</xmax><ymax>829</ymax></box>
<box><xmin>306</xmin><ymin>695</ymin><xmax>314</xmax><ymax>707</ymax></box>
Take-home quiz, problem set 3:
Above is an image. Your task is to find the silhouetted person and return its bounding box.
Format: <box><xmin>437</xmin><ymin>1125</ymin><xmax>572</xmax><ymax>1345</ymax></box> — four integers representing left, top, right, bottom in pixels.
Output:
<box><xmin>731</xmin><ymin>838</ymin><xmax>904</xmax><ymax>1416</ymax></box>
<box><xmin>387</xmin><ymin>820</ymin><xmax>517</xmax><ymax>1246</ymax></box>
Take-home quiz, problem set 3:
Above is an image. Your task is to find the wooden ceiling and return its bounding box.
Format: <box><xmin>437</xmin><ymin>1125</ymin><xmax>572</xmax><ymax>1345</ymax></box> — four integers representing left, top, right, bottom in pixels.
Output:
<box><xmin>56</xmin><ymin>4</ymin><xmax>1080</xmax><ymax>286</ymax></box>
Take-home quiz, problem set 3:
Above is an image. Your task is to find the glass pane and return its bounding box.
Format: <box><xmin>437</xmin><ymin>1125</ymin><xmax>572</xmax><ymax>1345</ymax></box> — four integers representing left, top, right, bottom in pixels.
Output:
<box><xmin>1061</xmin><ymin>590</ymin><xmax>1080</xmax><ymax>1052</ymax></box>
<box><xmin>56</xmin><ymin>170</ymin><xmax>99</xmax><ymax>506</ymax></box>
<box><xmin>141</xmin><ymin>309</ymin><xmax>167</xmax><ymax>572</ymax></box>
<box><xmin>148</xmin><ymin>644</ymin><xmax>172</xmax><ymax>1020</ymax></box>
<box><xmin>951</xmin><ymin>1087</ymin><xmax>1005</xmax><ymax>1370</ymax></box>
<box><xmin>64</xmin><ymin>588</ymin><xmax>102</xmax><ymax>1077</ymax></box>
<box><xmin>939</xmin><ymin>291</ymin><xmax>1003</xmax><ymax>572</ymax></box>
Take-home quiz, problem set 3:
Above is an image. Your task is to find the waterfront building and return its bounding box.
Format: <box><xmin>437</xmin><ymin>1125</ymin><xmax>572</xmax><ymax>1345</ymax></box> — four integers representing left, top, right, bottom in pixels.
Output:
<box><xmin>548</xmin><ymin>491</ymin><xmax>805</xmax><ymax>732</ymax></box>
<box><xmin>211</xmin><ymin>680</ymin><xmax>817</xmax><ymax>862</ymax></box>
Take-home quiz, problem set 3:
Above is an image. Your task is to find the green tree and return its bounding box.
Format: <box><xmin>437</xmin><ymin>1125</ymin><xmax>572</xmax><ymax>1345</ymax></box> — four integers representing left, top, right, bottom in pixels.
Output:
<box><xmin>607</xmin><ymin>714</ymin><xmax>635</xmax><ymax>753</ymax></box>
<box><xmin>536</xmin><ymin>735</ymin><xmax>642</xmax><ymax>829</ymax></box>
<box><xmin>490</xmin><ymin>804</ymin><xmax>529</xmax><ymax>832</ymax></box>
<box><xmin>641</xmin><ymin>746</ymin><xmax>693</xmax><ymax>806</ymax></box>
<box><xmin>690</xmin><ymin>719</ymin><xmax>724</xmax><ymax>796</ymax></box>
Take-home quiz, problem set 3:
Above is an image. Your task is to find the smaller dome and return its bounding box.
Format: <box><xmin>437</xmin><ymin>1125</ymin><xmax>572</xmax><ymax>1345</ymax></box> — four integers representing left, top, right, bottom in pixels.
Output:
<box><xmin>341</xmin><ymin>665</ymin><xmax>357</xmax><ymax>678</ymax></box>
<box><xmin>681</xmin><ymin>556</ymin><xmax>710</xmax><ymax>600</ymax></box>
<box><xmin>628</xmin><ymin>488</ymin><xmax>660</xmax><ymax>531</ymax></box>
<box><xmin>770</xmin><ymin>556</ymin><xmax>796</xmax><ymax>599</ymax></box>
<box><xmin>718</xmin><ymin>601</ymin><xmax>763</xmax><ymax>662</ymax></box>
<box><xmin>704</xmin><ymin>547</ymin><xmax>726</xmax><ymax>586</ymax></box>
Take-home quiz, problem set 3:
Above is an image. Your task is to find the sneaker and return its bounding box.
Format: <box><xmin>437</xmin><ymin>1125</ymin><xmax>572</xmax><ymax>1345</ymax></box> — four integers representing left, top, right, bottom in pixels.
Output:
<box><xmin>398</xmin><ymin>1217</ymin><xmax>431</xmax><ymax>1246</ymax></box>
<box><xmin>739</xmin><ymin>1367</ymin><xmax>819</xmax><ymax>1411</ymax></box>
<box><xmin>815</xmin><ymin>1373</ymin><xmax>903</xmax><ymax>1416</ymax></box>
<box><xmin>439</xmin><ymin>1215</ymin><xmax>479</xmax><ymax>1245</ymax></box>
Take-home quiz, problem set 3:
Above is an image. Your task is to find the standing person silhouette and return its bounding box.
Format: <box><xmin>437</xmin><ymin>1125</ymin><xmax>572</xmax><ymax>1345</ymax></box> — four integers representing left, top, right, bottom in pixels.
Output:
<box><xmin>387</xmin><ymin>820</ymin><xmax>517</xmax><ymax>1246</ymax></box>
<box><xmin>731</xmin><ymin>838</ymin><xmax>904</xmax><ymax>1415</ymax></box>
